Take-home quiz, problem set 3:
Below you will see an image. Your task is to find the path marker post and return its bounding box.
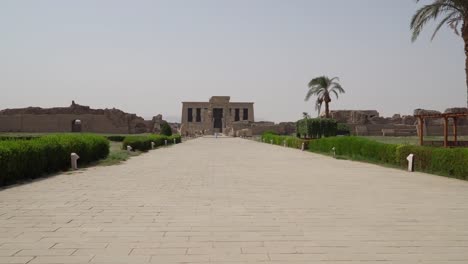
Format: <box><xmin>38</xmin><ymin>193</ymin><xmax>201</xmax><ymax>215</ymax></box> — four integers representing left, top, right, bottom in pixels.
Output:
<box><xmin>283</xmin><ymin>140</ymin><xmax>286</xmax><ymax>147</ymax></box>
<box><xmin>301</xmin><ymin>142</ymin><xmax>305</xmax><ymax>151</ymax></box>
<box><xmin>407</xmin><ymin>154</ymin><xmax>414</xmax><ymax>172</ymax></box>
<box><xmin>165</xmin><ymin>140</ymin><xmax>168</xmax><ymax>146</ymax></box>
<box><xmin>151</xmin><ymin>142</ymin><xmax>155</xmax><ymax>149</ymax></box>
<box><xmin>70</xmin><ymin>153</ymin><xmax>79</xmax><ymax>170</ymax></box>
<box><xmin>127</xmin><ymin>145</ymin><xmax>132</xmax><ymax>152</ymax></box>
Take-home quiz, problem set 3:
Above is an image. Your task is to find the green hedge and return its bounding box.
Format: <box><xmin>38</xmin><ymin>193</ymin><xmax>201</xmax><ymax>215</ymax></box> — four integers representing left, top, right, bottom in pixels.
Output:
<box><xmin>0</xmin><ymin>134</ymin><xmax>109</xmax><ymax>186</ymax></box>
<box><xmin>396</xmin><ymin>145</ymin><xmax>468</xmax><ymax>178</ymax></box>
<box><xmin>308</xmin><ymin>136</ymin><xmax>468</xmax><ymax>180</ymax></box>
<box><xmin>0</xmin><ymin>136</ymin><xmax>38</xmax><ymax>141</ymax></box>
<box><xmin>122</xmin><ymin>134</ymin><xmax>181</xmax><ymax>152</ymax></box>
<box><xmin>308</xmin><ymin>136</ymin><xmax>399</xmax><ymax>165</ymax></box>
<box><xmin>296</xmin><ymin>118</ymin><xmax>337</xmax><ymax>138</ymax></box>
<box><xmin>337</xmin><ymin>123</ymin><xmax>351</xmax><ymax>136</ymax></box>
<box><xmin>261</xmin><ymin>132</ymin><xmax>310</xmax><ymax>149</ymax></box>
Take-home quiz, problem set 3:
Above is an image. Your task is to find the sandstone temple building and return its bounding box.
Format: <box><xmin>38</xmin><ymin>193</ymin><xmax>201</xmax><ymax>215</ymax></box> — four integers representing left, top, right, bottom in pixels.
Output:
<box><xmin>181</xmin><ymin>96</ymin><xmax>255</xmax><ymax>136</ymax></box>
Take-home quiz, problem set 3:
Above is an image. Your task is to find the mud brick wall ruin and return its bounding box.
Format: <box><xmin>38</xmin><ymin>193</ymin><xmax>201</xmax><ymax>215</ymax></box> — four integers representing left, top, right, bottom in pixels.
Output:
<box><xmin>330</xmin><ymin>108</ymin><xmax>468</xmax><ymax>137</ymax></box>
<box><xmin>0</xmin><ymin>101</ymin><xmax>164</xmax><ymax>134</ymax></box>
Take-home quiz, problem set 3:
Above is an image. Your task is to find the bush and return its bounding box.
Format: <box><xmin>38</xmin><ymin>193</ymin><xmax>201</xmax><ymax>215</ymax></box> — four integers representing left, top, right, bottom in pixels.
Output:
<box><xmin>122</xmin><ymin>134</ymin><xmax>181</xmax><ymax>152</ymax></box>
<box><xmin>308</xmin><ymin>136</ymin><xmax>398</xmax><ymax>165</ymax></box>
<box><xmin>337</xmin><ymin>123</ymin><xmax>351</xmax><ymax>136</ymax></box>
<box><xmin>308</xmin><ymin>136</ymin><xmax>468</xmax><ymax>180</ymax></box>
<box><xmin>160</xmin><ymin>122</ymin><xmax>173</xmax><ymax>136</ymax></box>
<box><xmin>261</xmin><ymin>132</ymin><xmax>310</xmax><ymax>149</ymax></box>
<box><xmin>0</xmin><ymin>134</ymin><xmax>109</xmax><ymax>186</ymax></box>
<box><xmin>396</xmin><ymin>145</ymin><xmax>468</xmax><ymax>179</ymax></box>
<box><xmin>296</xmin><ymin>118</ymin><xmax>338</xmax><ymax>138</ymax></box>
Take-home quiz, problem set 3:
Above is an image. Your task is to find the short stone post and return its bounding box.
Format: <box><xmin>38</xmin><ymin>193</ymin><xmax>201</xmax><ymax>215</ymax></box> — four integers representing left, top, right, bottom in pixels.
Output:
<box><xmin>151</xmin><ymin>142</ymin><xmax>155</xmax><ymax>149</ymax></box>
<box><xmin>173</xmin><ymin>138</ymin><xmax>176</xmax><ymax>144</ymax></box>
<box><xmin>127</xmin><ymin>145</ymin><xmax>133</xmax><ymax>152</ymax></box>
<box><xmin>283</xmin><ymin>140</ymin><xmax>286</xmax><ymax>147</ymax></box>
<box><xmin>407</xmin><ymin>154</ymin><xmax>414</xmax><ymax>172</ymax></box>
<box><xmin>70</xmin><ymin>153</ymin><xmax>80</xmax><ymax>170</ymax></box>
<box><xmin>165</xmin><ymin>140</ymin><xmax>168</xmax><ymax>146</ymax></box>
<box><xmin>332</xmin><ymin>147</ymin><xmax>336</xmax><ymax>158</ymax></box>
<box><xmin>270</xmin><ymin>139</ymin><xmax>273</xmax><ymax>145</ymax></box>
<box><xmin>301</xmin><ymin>142</ymin><xmax>305</xmax><ymax>151</ymax></box>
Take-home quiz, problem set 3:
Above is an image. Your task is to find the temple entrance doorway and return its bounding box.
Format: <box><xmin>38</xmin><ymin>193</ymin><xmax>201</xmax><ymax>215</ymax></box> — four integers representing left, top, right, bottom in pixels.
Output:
<box><xmin>213</xmin><ymin>108</ymin><xmax>223</xmax><ymax>133</ymax></box>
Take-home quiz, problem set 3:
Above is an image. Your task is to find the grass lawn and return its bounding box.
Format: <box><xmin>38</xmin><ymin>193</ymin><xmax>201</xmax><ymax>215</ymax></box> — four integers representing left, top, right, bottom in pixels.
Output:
<box><xmin>98</xmin><ymin>141</ymin><xmax>141</xmax><ymax>166</ymax></box>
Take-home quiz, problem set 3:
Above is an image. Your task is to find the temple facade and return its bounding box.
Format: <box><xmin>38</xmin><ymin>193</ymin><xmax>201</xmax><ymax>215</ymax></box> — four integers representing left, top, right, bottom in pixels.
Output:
<box><xmin>181</xmin><ymin>96</ymin><xmax>254</xmax><ymax>136</ymax></box>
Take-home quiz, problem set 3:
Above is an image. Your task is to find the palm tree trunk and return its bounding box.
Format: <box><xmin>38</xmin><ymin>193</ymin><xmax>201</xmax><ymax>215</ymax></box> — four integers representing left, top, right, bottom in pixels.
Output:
<box><xmin>325</xmin><ymin>102</ymin><xmax>330</xmax><ymax>118</ymax></box>
<box><xmin>464</xmin><ymin>21</ymin><xmax>468</xmax><ymax>107</ymax></box>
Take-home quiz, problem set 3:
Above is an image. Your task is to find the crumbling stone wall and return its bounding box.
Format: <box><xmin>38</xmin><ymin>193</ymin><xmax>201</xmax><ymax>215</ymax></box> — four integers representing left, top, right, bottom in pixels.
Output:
<box><xmin>0</xmin><ymin>102</ymin><xmax>159</xmax><ymax>134</ymax></box>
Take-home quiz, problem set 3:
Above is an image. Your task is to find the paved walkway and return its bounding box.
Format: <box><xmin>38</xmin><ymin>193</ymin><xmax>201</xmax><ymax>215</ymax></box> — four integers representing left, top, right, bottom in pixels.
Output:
<box><xmin>1</xmin><ymin>137</ymin><xmax>468</xmax><ymax>264</ymax></box>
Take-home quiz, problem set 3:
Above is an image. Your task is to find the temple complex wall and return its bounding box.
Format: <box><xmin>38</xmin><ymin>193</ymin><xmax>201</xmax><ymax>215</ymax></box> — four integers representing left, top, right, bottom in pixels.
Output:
<box><xmin>0</xmin><ymin>101</ymin><xmax>161</xmax><ymax>134</ymax></box>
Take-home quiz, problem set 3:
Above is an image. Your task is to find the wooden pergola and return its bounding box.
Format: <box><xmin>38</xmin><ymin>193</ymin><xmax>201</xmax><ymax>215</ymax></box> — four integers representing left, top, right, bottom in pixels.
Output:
<box><xmin>414</xmin><ymin>112</ymin><xmax>468</xmax><ymax>147</ymax></box>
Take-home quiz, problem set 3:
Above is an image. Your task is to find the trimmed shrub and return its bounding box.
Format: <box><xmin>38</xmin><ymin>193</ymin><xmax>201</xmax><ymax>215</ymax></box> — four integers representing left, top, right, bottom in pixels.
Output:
<box><xmin>396</xmin><ymin>145</ymin><xmax>468</xmax><ymax>180</ymax></box>
<box><xmin>337</xmin><ymin>123</ymin><xmax>351</xmax><ymax>136</ymax></box>
<box><xmin>308</xmin><ymin>136</ymin><xmax>468</xmax><ymax>180</ymax></box>
<box><xmin>308</xmin><ymin>136</ymin><xmax>398</xmax><ymax>165</ymax></box>
<box><xmin>122</xmin><ymin>134</ymin><xmax>181</xmax><ymax>152</ymax></box>
<box><xmin>160</xmin><ymin>122</ymin><xmax>173</xmax><ymax>136</ymax></box>
<box><xmin>296</xmin><ymin>118</ymin><xmax>338</xmax><ymax>138</ymax></box>
<box><xmin>0</xmin><ymin>134</ymin><xmax>109</xmax><ymax>186</ymax></box>
<box><xmin>261</xmin><ymin>132</ymin><xmax>310</xmax><ymax>149</ymax></box>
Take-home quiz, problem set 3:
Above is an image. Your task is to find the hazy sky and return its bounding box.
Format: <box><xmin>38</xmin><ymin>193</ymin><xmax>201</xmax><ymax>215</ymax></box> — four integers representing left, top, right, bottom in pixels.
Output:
<box><xmin>0</xmin><ymin>0</ymin><xmax>465</xmax><ymax>122</ymax></box>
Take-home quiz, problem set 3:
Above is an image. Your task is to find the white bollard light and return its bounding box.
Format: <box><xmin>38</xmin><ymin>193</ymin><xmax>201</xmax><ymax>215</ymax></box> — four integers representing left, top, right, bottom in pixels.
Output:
<box><xmin>127</xmin><ymin>145</ymin><xmax>133</xmax><ymax>152</ymax></box>
<box><xmin>407</xmin><ymin>154</ymin><xmax>414</xmax><ymax>172</ymax></box>
<box><xmin>301</xmin><ymin>142</ymin><xmax>305</xmax><ymax>151</ymax></box>
<box><xmin>173</xmin><ymin>138</ymin><xmax>176</xmax><ymax>144</ymax></box>
<box><xmin>332</xmin><ymin>147</ymin><xmax>336</xmax><ymax>158</ymax></box>
<box><xmin>151</xmin><ymin>142</ymin><xmax>155</xmax><ymax>149</ymax></box>
<box><xmin>70</xmin><ymin>153</ymin><xmax>80</xmax><ymax>170</ymax></box>
<box><xmin>165</xmin><ymin>140</ymin><xmax>168</xmax><ymax>146</ymax></box>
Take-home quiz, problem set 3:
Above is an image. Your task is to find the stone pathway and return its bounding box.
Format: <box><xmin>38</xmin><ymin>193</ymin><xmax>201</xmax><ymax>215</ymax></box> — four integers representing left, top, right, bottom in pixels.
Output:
<box><xmin>1</xmin><ymin>137</ymin><xmax>468</xmax><ymax>263</ymax></box>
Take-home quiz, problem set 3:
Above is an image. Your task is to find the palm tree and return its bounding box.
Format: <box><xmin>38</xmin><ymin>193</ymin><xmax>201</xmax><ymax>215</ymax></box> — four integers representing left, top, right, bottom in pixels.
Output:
<box><xmin>411</xmin><ymin>0</ymin><xmax>468</xmax><ymax>107</ymax></box>
<box><xmin>305</xmin><ymin>76</ymin><xmax>345</xmax><ymax>118</ymax></box>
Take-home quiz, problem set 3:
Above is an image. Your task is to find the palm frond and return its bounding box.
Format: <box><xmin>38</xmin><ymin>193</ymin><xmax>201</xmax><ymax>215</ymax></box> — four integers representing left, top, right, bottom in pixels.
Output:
<box><xmin>331</xmin><ymin>89</ymin><xmax>339</xmax><ymax>99</ymax></box>
<box><xmin>330</xmin><ymin>83</ymin><xmax>345</xmax><ymax>94</ymax></box>
<box><xmin>411</xmin><ymin>0</ymin><xmax>466</xmax><ymax>42</ymax></box>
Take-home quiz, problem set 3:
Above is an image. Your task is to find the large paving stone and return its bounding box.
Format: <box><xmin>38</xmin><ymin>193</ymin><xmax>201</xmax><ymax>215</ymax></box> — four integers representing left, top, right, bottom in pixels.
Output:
<box><xmin>1</xmin><ymin>137</ymin><xmax>468</xmax><ymax>263</ymax></box>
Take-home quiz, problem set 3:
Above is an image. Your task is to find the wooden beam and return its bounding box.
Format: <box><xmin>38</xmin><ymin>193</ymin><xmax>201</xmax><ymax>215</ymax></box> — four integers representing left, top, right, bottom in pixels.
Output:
<box><xmin>443</xmin><ymin>117</ymin><xmax>448</xmax><ymax>148</ymax></box>
<box><xmin>418</xmin><ymin>117</ymin><xmax>424</xmax><ymax>146</ymax></box>
<box><xmin>453</xmin><ymin>117</ymin><xmax>458</xmax><ymax>144</ymax></box>
<box><xmin>414</xmin><ymin>112</ymin><xmax>468</xmax><ymax>119</ymax></box>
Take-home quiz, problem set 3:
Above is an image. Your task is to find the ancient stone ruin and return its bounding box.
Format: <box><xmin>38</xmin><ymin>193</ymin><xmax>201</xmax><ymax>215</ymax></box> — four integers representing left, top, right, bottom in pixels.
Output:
<box><xmin>330</xmin><ymin>108</ymin><xmax>468</xmax><ymax>136</ymax></box>
<box><xmin>0</xmin><ymin>101</ymin><xmax>166</xmax><ymax>134</ymax></box>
